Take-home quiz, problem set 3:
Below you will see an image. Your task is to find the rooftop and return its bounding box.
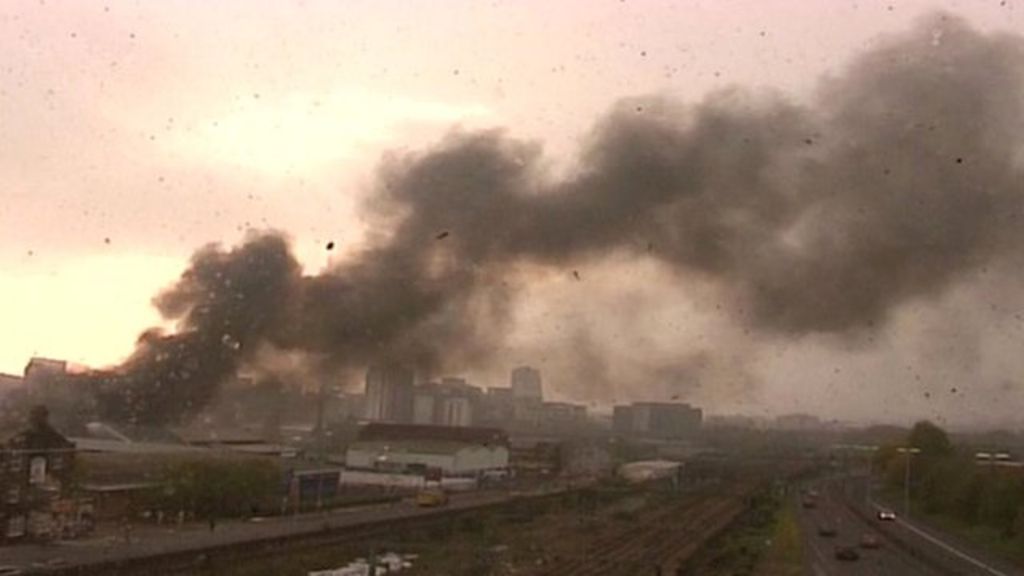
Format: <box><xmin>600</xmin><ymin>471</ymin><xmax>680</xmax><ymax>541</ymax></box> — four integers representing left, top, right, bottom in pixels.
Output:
<box><xmin>358</xmin><ymin>423</ymin><xmax>508</xmax><ymax>446</ymax></box>
<box><xmin>349</xmin><ymin>439</ymin><xmax>482</xmax><ymax>456</ymax></box>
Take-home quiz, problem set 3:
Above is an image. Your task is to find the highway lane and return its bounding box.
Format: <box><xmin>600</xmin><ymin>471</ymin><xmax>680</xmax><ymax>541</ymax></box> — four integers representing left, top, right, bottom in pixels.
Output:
<box><xmin>795</xmin><ymin>478</ymin><xmax>940</xmax><ymax>576</ymax></box>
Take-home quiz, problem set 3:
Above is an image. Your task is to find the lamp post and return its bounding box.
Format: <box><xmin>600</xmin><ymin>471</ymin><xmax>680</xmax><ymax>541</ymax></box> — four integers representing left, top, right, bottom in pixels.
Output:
<box><xmin>897</xmin><ymin>447</ymin><xmax>921</xmax><ymax>518</ymax></box>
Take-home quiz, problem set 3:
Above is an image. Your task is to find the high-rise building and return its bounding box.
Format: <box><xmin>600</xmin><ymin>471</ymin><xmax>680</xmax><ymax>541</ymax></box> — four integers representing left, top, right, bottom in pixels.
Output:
<box><xmin>364</xmin><ymin>364</ymin><xmax>414</xmax><ymax>423</ymax></box>
<box><xmin>412</xmin><ymin>391</ymin><xmax>436</xmax><ymax>425</ymax></box>
<box><xmin>510</xmin><ymin>366</ymin><xmax>542</xmax><ymax>401</ymax></box>
<box><xmin>408</xmin><ymin>378</ymin><xmax>480</xmax><ymax>427</ymax></box>
<box><xmin>439</xmin><ymin>396</ymin><xmax>472</xmax><ymax>427</ymax></box>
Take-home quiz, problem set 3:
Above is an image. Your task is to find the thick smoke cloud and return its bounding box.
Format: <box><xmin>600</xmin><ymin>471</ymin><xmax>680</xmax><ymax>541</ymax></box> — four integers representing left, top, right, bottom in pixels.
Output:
<box><xmin>93</xmin><ymin>235</ymin><xmax>301</xmax><ymax>423</ymax></box>
<box><xmin>89</xmin><ymin>14</ymin><xmax>1024</xmax><ymax>423</ymax></box>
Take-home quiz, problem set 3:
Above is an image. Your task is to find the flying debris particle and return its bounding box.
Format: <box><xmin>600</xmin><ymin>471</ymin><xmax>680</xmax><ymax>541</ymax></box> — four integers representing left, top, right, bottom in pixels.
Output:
<box><xmin>951</xmin><ymin>387</ymin><xmax>958</xmax><ymax>394</ymax></box>
<box><xmin>573</xmin><ymin>270</ymin><xmax>581</xmax><ymax>280</ymax></box>
<box><xmin>640</xmin><ymin>50</ymin><xmax>647</xmax><ymax>57</ymax></box>
<box><xmin>103</xmin><ymin>237</ymin><xmax>111</xmax><ymax>245</ymax></box>
<box><xmin>647</xmin><ymin>241</ymin><xmax>654</xmax><ymax>252</ymax></box>
<box><xmin>804</xmin><ymin>138</ymin><xmax>814</xmax><ymax>145</ymax></box>
<box><xmin>326</xmin><ymin>241</ymin><xmax>335</xmax><ymax>251</ymax></box>
<box><xmin>435</xmin><ymin>231</ymin><xmax>450</xmax><ymax>240</ymax></box>
<box><xmin>955</xmin><ymin>157</ymin><xmax>964</xmax><ymax>164</ymax></box>
<box><xmin>924</xmin><ymin>392</ymin><xmax>932</xmax><ymax>399</ymax></box>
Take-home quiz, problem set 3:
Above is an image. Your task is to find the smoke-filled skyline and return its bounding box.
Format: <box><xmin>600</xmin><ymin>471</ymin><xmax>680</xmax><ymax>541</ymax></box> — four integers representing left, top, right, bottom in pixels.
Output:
<box><xmin>68</xmin><ymin>13</ymin><xmax>1024</xmax><ymax>426</ymax></box>
<box><xmin>3</xmin><ymin>2</ymin><xmax>1024</xmax><ymax>427</ymax></box>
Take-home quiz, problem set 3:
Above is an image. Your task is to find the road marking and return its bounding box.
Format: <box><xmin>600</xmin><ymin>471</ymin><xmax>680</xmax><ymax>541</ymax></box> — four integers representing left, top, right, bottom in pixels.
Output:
<box><xmin>868</xmin><ymin>502</ymin><xmax>1010</xmax><ymax>576</ymax></box>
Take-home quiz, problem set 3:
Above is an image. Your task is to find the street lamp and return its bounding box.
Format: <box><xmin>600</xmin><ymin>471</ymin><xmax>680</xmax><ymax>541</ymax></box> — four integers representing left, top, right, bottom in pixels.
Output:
<box><xmin>897</xmin><ymin>447</ymin><xmax>921</xmax><ymax>518</ymax></box>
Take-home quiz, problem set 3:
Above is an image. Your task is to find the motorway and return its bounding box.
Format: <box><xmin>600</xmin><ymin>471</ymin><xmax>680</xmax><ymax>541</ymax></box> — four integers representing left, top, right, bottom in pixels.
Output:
<box><xmin>796</xmin><ymin>474</ymin><xmax>1023</xmax><ymax>576</ymax></box>
<box><xmin>796</xmin><ymin>477</ymin><xmax>937</xmax><ymax>575</ymax></box>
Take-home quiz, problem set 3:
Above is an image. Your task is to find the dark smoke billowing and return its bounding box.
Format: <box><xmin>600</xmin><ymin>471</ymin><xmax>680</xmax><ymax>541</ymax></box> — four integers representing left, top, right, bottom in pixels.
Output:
<box><xmin>90</xmin><ymin>15</ymin><xmax>1024</xmax><ymax>424</ymax></box>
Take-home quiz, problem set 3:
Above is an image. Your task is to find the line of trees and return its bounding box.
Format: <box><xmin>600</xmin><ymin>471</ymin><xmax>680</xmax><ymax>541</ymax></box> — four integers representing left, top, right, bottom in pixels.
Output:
<box><xmin>874</xmin><ymin>421</ymin><xmax>1024</xmax><ymax>547</ymax></box>
<box><xmin>154</xmin><ymin>458</ymin><xmax>283</xmax><ymax>520</ymax></box>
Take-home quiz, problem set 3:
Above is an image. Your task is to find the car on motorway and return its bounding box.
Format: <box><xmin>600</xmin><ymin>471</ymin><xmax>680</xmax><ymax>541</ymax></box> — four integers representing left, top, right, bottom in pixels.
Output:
<box><xmin>835</xmin><ymin>545</ymin><xmax>860</xmax><ymax>561</ymax></box>
<box><xmin>877</xmin><ymin>509</ymin><xmax>897</xmax><ymax>521</ymax></box>
<box><xmin>860</xmin><ymin>533</ymin><xmax>881</xmax><ymax>549</ymax></box>
<box><xmin>817</xmin><ymin>524</ymin><xmax>838</xmax><ymax>537</ymax></box>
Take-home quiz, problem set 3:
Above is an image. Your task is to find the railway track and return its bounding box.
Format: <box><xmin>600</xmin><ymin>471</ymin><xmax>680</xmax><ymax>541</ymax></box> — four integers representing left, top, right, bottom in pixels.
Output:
<box><xmin>538</xmin><ymin>481</ymin><xmax>757</xmax><ymax>576</ymax></box>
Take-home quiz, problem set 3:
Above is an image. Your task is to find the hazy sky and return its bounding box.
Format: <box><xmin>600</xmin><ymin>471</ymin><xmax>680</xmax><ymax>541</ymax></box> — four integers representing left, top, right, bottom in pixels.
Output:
<box><xmin>1</xmin><ymin>1</ymin><xmax>1021</xmax><ymax>426</ymax></box>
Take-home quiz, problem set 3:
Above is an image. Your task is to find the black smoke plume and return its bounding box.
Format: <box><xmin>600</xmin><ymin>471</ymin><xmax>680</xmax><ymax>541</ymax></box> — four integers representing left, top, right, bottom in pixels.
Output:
<box><xmin>90</xmin><ymin>14</ymin><xmax>1024</xmax><ymax>423</ymax></box>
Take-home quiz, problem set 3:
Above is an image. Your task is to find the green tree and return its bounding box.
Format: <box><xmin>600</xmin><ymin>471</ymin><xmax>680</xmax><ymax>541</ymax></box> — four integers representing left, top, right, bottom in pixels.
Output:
<box><xmin>160</xmin><ymin>458</ymin><xmax>281</xmax><ymax>518</ymax></box>
<box><xmin>908</xmin><ymin>421</ymin><xmax>953</xmax><ymax>458</ymax></box>
<box><xmin>978</xmin><ymin>475</ymin><xmax>1024</xmax><ymax>536</ymax></box>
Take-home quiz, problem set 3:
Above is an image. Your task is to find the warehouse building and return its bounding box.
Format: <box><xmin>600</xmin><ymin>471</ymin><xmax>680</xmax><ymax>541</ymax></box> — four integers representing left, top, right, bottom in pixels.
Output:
<box><xmin>344</xmin><ymin>423</ymin><xmax>508</xmax><ymax>478</ymax></box>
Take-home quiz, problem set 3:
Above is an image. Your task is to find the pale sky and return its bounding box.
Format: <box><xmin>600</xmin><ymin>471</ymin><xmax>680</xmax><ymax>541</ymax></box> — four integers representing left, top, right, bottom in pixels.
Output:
<box><xmin>1</xmin><ymin>0</ymin><xmax>1021</xmax><ymax>426</ymax></box>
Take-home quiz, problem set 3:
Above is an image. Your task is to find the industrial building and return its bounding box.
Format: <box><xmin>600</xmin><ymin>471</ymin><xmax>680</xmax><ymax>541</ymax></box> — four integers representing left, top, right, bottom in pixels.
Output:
<box><xmin>613</xmin><ymin>402</ymin><xmax>702</xmax><ymax>439</ymax></box>
<box><xmin>344</xmin><ymin>423</ymin><xmax>508</xmax><ymax>477</ymax></box>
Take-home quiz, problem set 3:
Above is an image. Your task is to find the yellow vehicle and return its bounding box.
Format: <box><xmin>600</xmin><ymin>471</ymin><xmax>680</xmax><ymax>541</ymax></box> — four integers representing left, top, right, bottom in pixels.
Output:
<box><xmin>415</xmin><ymin>488</ymin><xmax>449</xmax><ymax>507</ymax></box>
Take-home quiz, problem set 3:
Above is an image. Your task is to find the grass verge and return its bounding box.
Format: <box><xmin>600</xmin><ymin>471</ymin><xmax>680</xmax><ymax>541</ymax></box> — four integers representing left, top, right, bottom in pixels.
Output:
<box><xmin>755</xmin><ymin>498</ymin><xmax>803</xmax><ymax>576</ymax></box>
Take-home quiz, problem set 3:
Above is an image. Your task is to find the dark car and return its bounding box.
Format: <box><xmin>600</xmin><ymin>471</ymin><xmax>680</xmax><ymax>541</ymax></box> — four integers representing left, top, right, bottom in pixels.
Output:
<box><xmin>835</xmin><ymin>546</ymin><xmax>860</xmax><ymax>561</ymax></box>
<box><xmin>818</xmin><ymin>525</ymin><xmax>838</xmax><ymax>537</ymax></box>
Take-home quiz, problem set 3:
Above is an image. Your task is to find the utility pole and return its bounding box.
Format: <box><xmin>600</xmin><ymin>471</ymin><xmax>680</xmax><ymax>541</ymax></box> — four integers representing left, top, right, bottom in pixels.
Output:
<box><xmin>897</xmin><ymin>447</ymin><xmax>921</xmax><ymax>518</ymax></box>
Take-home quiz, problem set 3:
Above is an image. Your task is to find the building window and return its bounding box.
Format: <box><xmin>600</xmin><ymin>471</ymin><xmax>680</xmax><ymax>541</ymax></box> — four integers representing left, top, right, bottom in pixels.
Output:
<box><xmin>9</xmin><ymin>456</ymin><xmax>23</xmax><ymax>473</ymax></box>
<box><xmin>28</xmin><ymin>456</ymin><xmax>46</xmax><ymax>485</ymax></box>
<box><xmin>50</xmin><ymin>455</ymin><xmax>63</xmax><ymax>470</ymax></box>
<box><xmin>6</xmin><ymin>485</ymin><xmax>20</xmax><ymax>504</ymax></box>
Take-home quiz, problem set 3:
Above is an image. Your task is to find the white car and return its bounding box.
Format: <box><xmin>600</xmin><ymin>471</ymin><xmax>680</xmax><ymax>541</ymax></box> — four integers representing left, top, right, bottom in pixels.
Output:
<box><xmin>877</xmin><ymin>509</ymin><xmax>897</xmax><ymax>521</ymax></box>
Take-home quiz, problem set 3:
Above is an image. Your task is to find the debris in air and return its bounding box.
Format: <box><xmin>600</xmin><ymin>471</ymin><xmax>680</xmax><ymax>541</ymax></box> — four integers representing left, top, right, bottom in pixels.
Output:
<box><xmin>435</xmin><ymin>231</ymin><xmax>450</xmax><ymax>240</ymax></box>
<box><xmin>326</xmin><ymin>241</ymin><xmax>335</xmax><ymax>251</ymax></box>
<box><xmin>573</xmin><ymin>270</ymin><xmax>581</xmax><ymax>280</ymax></box>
